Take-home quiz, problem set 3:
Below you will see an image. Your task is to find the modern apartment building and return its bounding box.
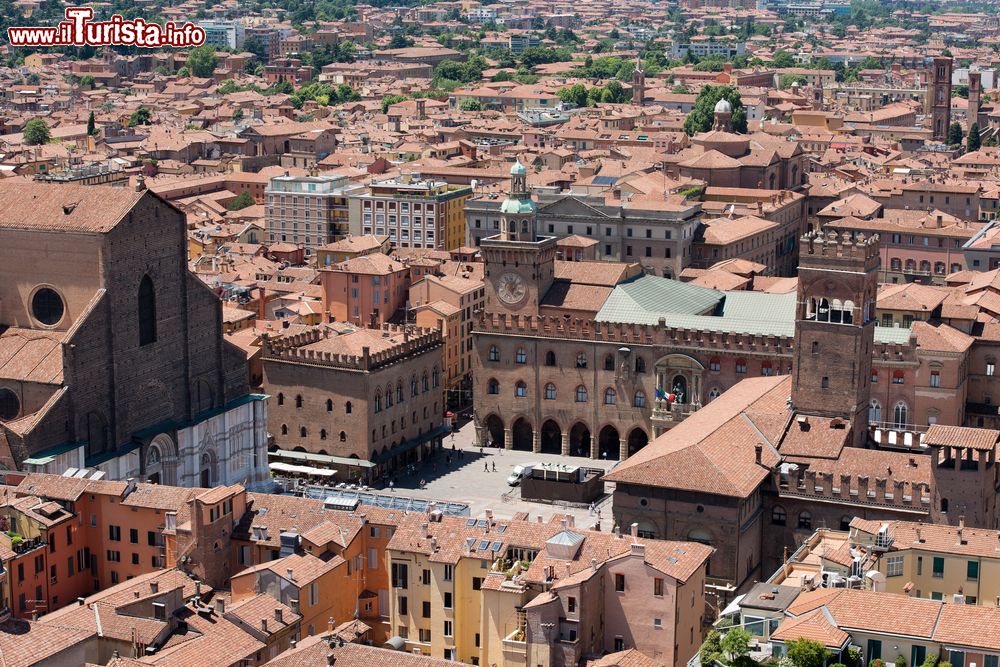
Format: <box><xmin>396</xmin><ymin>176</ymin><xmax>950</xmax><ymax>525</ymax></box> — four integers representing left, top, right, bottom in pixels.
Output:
<box><xmin>266</xmin><ymin>174</ymin><xmax>366</xmax><ymax>257</ymax></box>
<box><xmin>352</xmin><ymin>175</ymin><xmax>472</xmax><ymax>252</ymax></box>
<box><xmin>198</xmin><ymin>20</ymin><xmax>246</xmax><ymax>50</ymax></box>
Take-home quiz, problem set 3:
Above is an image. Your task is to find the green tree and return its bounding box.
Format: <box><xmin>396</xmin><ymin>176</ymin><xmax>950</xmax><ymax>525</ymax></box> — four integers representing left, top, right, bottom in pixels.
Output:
<box><xmin>267</xmin><ymin>80</ymin><xmax>295</xmax><ymax>95</ymax></box>
<box><xmin>381</xmin><ymin>94</ymin><xmax>408</xmax><ymax>114</ymax></box>
<box><xmin>968</xmin><ymin>122</ymin><xmax>981</xmax><ymax>152</ymax></box>
<box><xmin>178</xmin><ymin>66</ymin><xmax>191</xmax><ymax>77</ymax></box>
<box><xmin>720</xmin><ymin>628</ymin><xmax>752</xmax><ymax>662</ymax></box>
<box><xmin>129</xmin><ymin>106</ymin><xmax>152</xmax><ymax>127</ymax></box>
<box><xmin>600</xmin><ymin>80</ymin><xmax>629</xmax><ymax>104</ymax></box>
<box><xmin>780</xmin><ymin>73</ymin><xmax>808</xmax><ymax>89</ymax></box>
<box><xmin>683</xmin><ymin>85</ymin><xmax>747</xmax><ymax>135</ymax></box>
<box><xmin>558</xmin><ymin>83</ymin><xmax>590</xmax><ymax>108</ymax></box>
<box><xmin>23</xmin><ymin>118</ymin><xmax>50</xmax><ymax>145</ymax></box>
<box><xmin>79</xmin><ymin>74</ymin><xmax>95</xmax><ymax>89</ymax></box>
<box><xmin>459</xmin><ymin>98</ymin><xmax>483</xmax><ymax>111</ymax></box>
<box><xmin>233</xmin><ymin>107</ymin><xmax>244</xmax><ymax>122</ymax></box>
<box><xmin>389</xmin><ymin>33</ymin><xmax>414</xmax><ymax>49</ymax></box>
<box><xmin>187</xmin><ymin>44</ymin><xmax>218</xmax><ymax>78</ymax></box>
<box><xmin>243</xmin><ymin>36</ymin><xmax>269</xmax><ymax>63</ymax></box>
<box><xmin>787</xmin><ymin>638</ymin><xmax>830</xmax><ymax>667</ymax></box>
<box><xmin>227</xmin><ymin>191</ymin><xmax>255</xmax><ymax>211</ymax></box>
<box><xmin>699</xmin><ymin>629</ymin><xmax>724</xmax><ymax>667</ymax></box>
<box><xmin>947</xmin><ymin>121</ymin><xmax>964</xmax><ymax>147</ymax></box>
<box><xmin>87</xmin><ymin>110</ymin><xmax>96</xmax><ymax>136</ymax></box>
<box><xmin>771</xmin><ymin>49</ymin><xmax>795</xmax><ymax>68</ymax></box>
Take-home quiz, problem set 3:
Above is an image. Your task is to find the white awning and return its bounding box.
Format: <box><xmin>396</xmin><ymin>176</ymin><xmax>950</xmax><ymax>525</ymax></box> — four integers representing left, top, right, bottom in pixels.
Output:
<box><xmin>270</xmin><ymin>462</ymin><xmax>336</xmax><ymax>476</ymax></box>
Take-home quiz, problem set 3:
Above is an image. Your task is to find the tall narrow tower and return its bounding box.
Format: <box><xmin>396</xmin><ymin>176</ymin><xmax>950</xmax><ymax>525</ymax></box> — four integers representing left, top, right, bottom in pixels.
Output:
<box><xmin>930</xmin><ymin>56</ymin><xmax>953</xmax><ymax>141</ymax></box>
<box><xmin>968</xmin><ymin>70</ymin><xmax>982</xmax><ymax>135</ymax></box>
<box><xmin>633</xmin><ymin>60</ymin><xmax>646</xmax><ymax>107</ymax></box>
<box><xmin>480</xmin><ymin>160</ymin><xmax>557</xmax><ymax>316</ymax></box>
<box><xmin>791</xmin><ymin>231</ymin><xmax>880</xmax><ymax>448</ymax></box>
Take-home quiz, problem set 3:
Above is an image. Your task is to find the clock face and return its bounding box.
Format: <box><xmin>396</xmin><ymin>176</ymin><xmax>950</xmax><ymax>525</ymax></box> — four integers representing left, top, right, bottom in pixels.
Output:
<box><xmin>496</xmin><ymin>272</ymin><xmax>527</xmax><ymax>306</ymax></box>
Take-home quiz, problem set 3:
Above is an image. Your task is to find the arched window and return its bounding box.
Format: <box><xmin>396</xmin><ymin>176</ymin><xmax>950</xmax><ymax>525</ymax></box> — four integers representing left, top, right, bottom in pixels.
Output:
<box><xmin>830</xmin><ymin>299</ymin><xmax>843</xmax><ymax>324</ymax></box>
<box><xmin>893</xmin><ymin>401</ymin><xmax>908</xmax><ymax>427</ymax></box>
<box><xmin>934</xmin><ymin>262</ymin><xmax>946</xmax><ymax>275</ymax></box>
<box><xmin>345</xmin><ymin>401</ymin><xmax>352</xmax><ymax>414</ymax></box>
<box><xmin>951</xmin><ymin>263</ymin><xmax>962</xmax><ymax>273</ymax></box>
<box><xmin>326</xmin><ymin>398</ymin><xmax>333</xmax><ymax>412</ymax></box>
<box><xmin>515</xmin><ymin>381</ymin><xmax>528</xmax><ymax>398</ymax></box>
<box><xmin>515</xmin><ymin>348</ymin><xmax>527</xmax><ymax>364</ymax></box>
<box><xmin>634</xmin><ymin>391</ymin><xmax>646</xmax><ymax>407</ymax></box>
<box><xmin>339</xmin><ymin>431</ymin><xmax>347</xmax><ymax>442</ymax></box>
<box><xmin>708</xmin><ymin>387</ymin><xmax>721</xmax><ymax>402</ymax></box>
<box><xmin>422</xmin><ymin>373</ymin><xmax>429</xmax><ymax>392</ymax></box>
<box><xmin>545</xmin><ymin>351</ymin><xmax>556</xmax><ymax>366</ymax></box>
<box><xmin>890</xmin><ymin>257</ymin><xmax>902</xmax><ymax>271</ymax></box>
<box><xmin>545</xmin><ymin>383</ymin><xmax>556</xmax><ymax>400</ymax></box>
<box><xmin>432</xmin><ymin>368</ymin><xmax>439</xmax><ymax>388</ymax></box>
<box><xmin>295</xmin><ymin>395</ymin><xmax>303</xmax><ymax>408</ymax></box>
<box><xmin>576</xmin><ymin>386</ymin><xmax>588</xmax><ymax>402</ymax></box>
<box><xmin>905</xmin><ymin>259</ymin><xmax>916</xmax><ymax>271</ymax></box>
<box><xmin>396</xmin><ymin>384</ymin><xmax>403</xmax><ymax>403</ymax></box>
<box><xmin>280</xmin><ymin>424</ymin><xmax>288</xmax><ymax>435</ymax></box>
<box><xmin>869</xmin><ymin>399</ymin><xmax>881</xmax><ymax>423</ymax></box>
<box><xmin>576</xmin><ymin>353</ymin><xmax>587</xmax><ymax>369</ymax></box>
<box><xmin>411</xmin><ymin>376</ymin><xmax>419</xmax><ymax>397</ymax></box>
<box><xmin>842</xmin><ymin>300</ymin><xmax>855</xmax><ymax>325</ymax></box>
<box><xmin>771</xmin><ymin>506</ymin><xmax>786</xmax><ymax>526</ymax></box>
<box><xmin>941</xmin><ymin>498</ymin><xmax>949</xmax><ymax>513</ymax></box>
<box><xmin>709</xmin><ymin>357</ymin><xmax>721</xmax><ymax>372</ymax></box>
<box><xmin>604</xmin><ymin>388</ymin><xmax>617</xmax><ymax>405</ymax></box>
<box><xmin>761</xmin><ymin>360</ymin><xmax>773</xmax><ymax>376</ymax></box>
<box><xmin>488</xmin><ymin>378</ymin><xmax>500</xmax><ymax>395</ymax></box>
<box><xmin>604</xmin><ymin>354</ymin><xmax>615</xmax><ymax>371</ymax></box>
<box><xmin>386</xmin><ymin>385</ymin><xmax>394</xmax><ymax>407</ymax></box>
<box><xmin>300</xmin><ymin>426</ymin><xmax>307</xmax><ymax>437</ymax></box>
<box><xmin>634</xmin><ymin>357</ymin><xmax>646</xmax><ymax>373</ymax></box>
<box><xmin>277</xmin><ymin>393</ymin><xmax>285</xmax><ymax>406</ymax></box>
<box><xmin>374</xmin><ymin>391</ymin><xmax>382</xmax><ymax>413</ymax></box>
<box><xmin>488</xmin><ymin>345</ymin><xmax>500</xmax><ymax>362</ymax></box>
<box><xmin>320</xmin><ymin>429</ymin><xmax>327</xmax><ymax>440</ymax></box>
<box><xmin>920</xmin><ymin>260</ymin><xmax>931</xmax><ymax>273</ymax></box>
<box><xmin>817</xmin><ymin>298</ymin><xmax>830</xmax><ymax>322</ymax></box>
<box><xmin>138</xmin><ymin>275</ymin><xmax>157</xmax><ymax>346</ymax></box>
<box><xmin>798</xmin><ymin>511</ymin><xmax>812</xmax><ymax>529</ymax></box>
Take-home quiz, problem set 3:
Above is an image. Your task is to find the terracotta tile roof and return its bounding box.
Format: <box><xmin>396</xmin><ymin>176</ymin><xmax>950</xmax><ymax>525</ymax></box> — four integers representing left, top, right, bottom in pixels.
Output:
<box><xmin>0</xmin><ymin>181</ymin><xmax>147</xmax><ymax>233</ymax></box>
<box><xmin>226</xmin><ymin>593</ymin><xmax>300</xmax><ymax>634</ymax></box>
<box><xmin>586</xmin><ymin>649</ymin><xmax>665</xmax><ymax>667</ymax></box>
<box><xmin>771</xmin><ymin>609</ymin><xmax>849</xmax><ymax>648</ymax></box>
<box><xmin>0</xmin><ymin>328</ymin><xmax>65</xmax><ymax>384</ymax></box>
<box><xmin>778</xmin><ymin>416</ymin><xmax>850</xmax><ymax>459</ymax></box>
<box><xmin>911</xmin><ymin>321</ymin><xmax>975</xmax><ymax>354</ymax></box>
<box><xmin>606</xmin><ymin>376</ymin><xmax>788</xmax><ymax>497</ymax></box>
<box><xmin>923</xmin><ymin>424</ymin><xmax>1000</xmax><ymax>451</ymax></box>
<box><xmin>265</xmin><ymin>635</ymin><xmax>473</xmax><ymax>667</ymax></box>
<box><xmin>933</xmin><ymin>603</ymin><xmax>1000</xmax><ymax>650</ymax></box>
<box><xmin>853</xmin><ymin>517</ymin><xmax>1000</xmax><ymax>560</ymax></box>
<box><xmin>141</xmin><ymin>605</ymin><xmax>265</xmax><ymax>667</ymax></box>
<box><xmin>0</xmin><ymin>618</ymin><xmax>94</xmax><ymax>667</ymax></box>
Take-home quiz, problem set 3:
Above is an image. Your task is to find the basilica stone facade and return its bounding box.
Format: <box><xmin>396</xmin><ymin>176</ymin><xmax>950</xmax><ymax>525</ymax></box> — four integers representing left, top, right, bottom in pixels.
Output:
<box><xmin>0</xmin><ymin>181</ymin><xmax>269</xmax><ymax>489</ymax></box>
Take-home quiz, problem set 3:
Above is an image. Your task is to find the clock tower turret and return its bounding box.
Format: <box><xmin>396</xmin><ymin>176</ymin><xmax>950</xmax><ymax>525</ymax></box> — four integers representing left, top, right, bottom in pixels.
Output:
<box><xmin>481</xmin><ymin>160</ymin><xmax>557</xmax><ymax>315</ymax></box>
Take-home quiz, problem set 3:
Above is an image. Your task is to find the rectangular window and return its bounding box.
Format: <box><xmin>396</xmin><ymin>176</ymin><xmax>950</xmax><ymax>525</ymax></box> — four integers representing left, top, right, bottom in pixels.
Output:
<box><xmin>568</xmin><ymin>596</ymin><xmax>576</xmax><ymax>613</ymax></box>
<box><xmin>398</xmin><ymin>596</ymin><xmax>407</xmax><ymax>616</ymax></box>
<box><xmin>887</xmin><ymin>556</ymin><xmax>904</xmax><ymax>577</ymax></box>
<box><xmin>444</xmin><ymin>591</ymin><xmax>452</xmax><ymax>608</ymax></box>
<box><xmin>968</xmin><ymin>560</ymin><xmax>980</xmax><ymax>581</ymax></box>
<box><xmin>444</xmin><ymin>620</ymin><xmax>453</xmax><ymax>637</ymax></box>
<box><xmin>109</xmin><ymin>525</ymin><xmax>121</xmax><ymax>541</ymax></box>
<box><xmin>391</xmin><ymin>562</ymin><xmax>409</xmax><ymax>588</ymax></box>
<box><xmin>129</xmin><ymin>528</ymin><xmax>138</xmax><ymax>544</ymax></box>
<box><xmin>615</xmin><ymin>573</ymin><xmax>625</xmax><ymax>592</ymax></box>
<box><xmin>422</xmin><ymin>601</ymin><xmax>431</xmax><ymax>618</ymax></box>
<box><xmin>422</xmin><ymin>569</ymin><xmax>431</xmax><ymax>585</ymax></box>
<box><xmin>654</xmin><ymin>578</ymin><xmax>664</xmax><ymax>596</ymax></box>
<box><xmin>933</xmin><ymin>557</ymin><xmax>945</xmax><ymax>578</ymax></box>
<box><xmin>443</xmin><ymin>564</ymin><xmax>453</xmax><ymax>581</ymax></box>
<box><xmin>867</xmin><ymin>639</ymin><xmax>882</xmax><ymax>662</ymax></box>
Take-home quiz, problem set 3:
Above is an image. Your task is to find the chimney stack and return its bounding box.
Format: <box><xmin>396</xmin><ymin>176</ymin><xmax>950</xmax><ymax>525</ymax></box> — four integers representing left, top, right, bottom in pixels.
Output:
<box><xmin>630</xmin><ymin>522</ymin><xmax>639</xmax><ymax>538</ymax></box>
<box><xmin>262</xmin><ymin>618</ymin><xmax>268</xmax><ymax>633</ymax></box>
<box><xmin>755</xmin><ymin>443</ymin><xmax>763</xmax><ymax>465</ymax></box>
<box><xmin>275</xmin><ymin>608</ymin><xmax>283</xmax><ymax>623</ymax></box>
<box><xmin>215</xmin><ymin>598</ymin><xmax>225</xmax><ymax>615</ymax></box>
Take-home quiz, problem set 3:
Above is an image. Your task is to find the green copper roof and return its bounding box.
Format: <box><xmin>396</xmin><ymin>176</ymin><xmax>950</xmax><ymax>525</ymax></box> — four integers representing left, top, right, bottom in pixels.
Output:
<box><xmin>510</xmin><ymin>160</ymin><xmax>527</xmax><ymax>175</ymax></box>
<box><xmin>500</xmin><ymin>197</ymin><xmax>537</xmax><ymax>215</ymax></box>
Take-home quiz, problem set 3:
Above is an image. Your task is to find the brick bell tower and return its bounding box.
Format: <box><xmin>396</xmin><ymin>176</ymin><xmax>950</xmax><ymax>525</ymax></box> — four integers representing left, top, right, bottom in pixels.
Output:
<box><xmin>480</xmin><ymin>160</ymin><xmax>557</xmax><ymax>316</ymax></box>
<box><xmin>930</xmin><ymin>55</ymin><xmax>953</xmax><ymax>142</ymax></box>
<box><xmin>791</xmin><ymin>230</ymin><xmax>880</xmax><ymax>448</ymax></box>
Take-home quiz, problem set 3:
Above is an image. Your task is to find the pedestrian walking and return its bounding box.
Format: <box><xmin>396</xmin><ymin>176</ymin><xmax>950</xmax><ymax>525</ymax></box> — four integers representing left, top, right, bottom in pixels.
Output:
<box><xmin>491</xmin><ymin>461</ymin><xmax>496</xmax><ymax>472</ymax></box>
<box><xmin>389</xmin><ymin>480</ymin><xmax>395</xmax><ymax>493</ymax></box>
<box><xmin>485</xmin><ymin>462</ymin><xmax>489</xmax><ymax>472</ymax></box>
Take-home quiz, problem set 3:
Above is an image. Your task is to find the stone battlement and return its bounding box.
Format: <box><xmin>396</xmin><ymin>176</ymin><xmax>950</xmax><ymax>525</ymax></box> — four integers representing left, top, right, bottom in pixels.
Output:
<box><xmin>476</xmin><ymin>311</ymin><xmax>796</xmax><ymax>354</ymax></box>
<box><xmin>262</xmin><ymin>324</ymin><xmax>441</xmax><ymax>372</ymax></box>
<box><xmin>800</xmin><ymin>230</ymin><xmax>881</xmax><ymax>263</ymax></box>
<box><xmin>775</xmin><ymin>462</ymin><xmax>932</xmax><ymax>512</ymax></box>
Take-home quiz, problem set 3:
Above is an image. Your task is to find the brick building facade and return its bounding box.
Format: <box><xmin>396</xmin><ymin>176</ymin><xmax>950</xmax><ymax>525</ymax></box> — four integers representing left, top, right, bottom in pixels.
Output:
<box><xmin>0</xmin><ymin>181</ymin><xmax>268</xmax><ymax>490</ymax></box>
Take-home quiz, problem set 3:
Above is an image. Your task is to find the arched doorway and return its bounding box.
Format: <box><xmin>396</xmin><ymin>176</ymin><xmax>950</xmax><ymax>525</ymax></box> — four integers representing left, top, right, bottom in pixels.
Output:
<box><xmin>199</xmin><ymin>450</ymin><xmax>217</xmax><ymax>488</ymax></box>
<box><xmin>483</xmin><ymin>414</ymin><xmax>504</xmax><ymax>448</ymax></box>
<box><xmin>627</xmin><ymin>428</ymin><xmax>648</xmax><ymax>457</ymax></box>
<box><xmin>569</xmin><ymin>422</ymin><xmax>591</xmax><ymax>457</ymax></box>
<box><xmin>671</xmin><ymin>375</ymin><xmax>688</xmax><ymax>404</ymax></box>
<box><xmin>512</xmin><ymin>418</ymin><xmax>533</xmax><ymax>451</ymax></box>
<box><xmin>598</xmin><ymin>425</ymin><xmax>620</xmax><ymax>460</ymax></box>
<box><xmin>540</xmin><ymin>420</ymin><xmax>561</xmax><ymax>454</ymax></box>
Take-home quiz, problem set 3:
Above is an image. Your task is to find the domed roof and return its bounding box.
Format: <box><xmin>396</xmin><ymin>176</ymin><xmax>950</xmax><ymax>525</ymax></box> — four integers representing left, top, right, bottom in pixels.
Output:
<box><xmin>714</xmin><ymin>98</ymin><xmax>733</xmax><ymax>114</ymax></box>
<box><xmin>510</xmin><ymin>159</ymin><xmax>526</xmax><ymax>176</ymax></box>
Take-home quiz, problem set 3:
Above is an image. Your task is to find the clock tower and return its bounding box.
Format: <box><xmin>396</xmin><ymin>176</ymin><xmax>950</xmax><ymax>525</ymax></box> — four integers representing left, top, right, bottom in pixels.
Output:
<box><xmin>481</xmin><ymin>160</ymin><xmax>557</xmax><ymax>315</ymax></box>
